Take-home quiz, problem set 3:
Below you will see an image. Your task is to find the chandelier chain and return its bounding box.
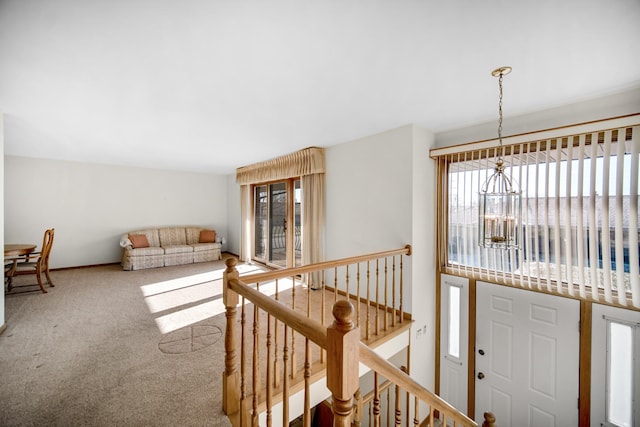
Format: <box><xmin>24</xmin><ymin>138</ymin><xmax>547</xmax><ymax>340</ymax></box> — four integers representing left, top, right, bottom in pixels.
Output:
<box><xmin>497</xmin><ymin>71</ymin><xmax>504</xmax><ymax>160</ymax></box>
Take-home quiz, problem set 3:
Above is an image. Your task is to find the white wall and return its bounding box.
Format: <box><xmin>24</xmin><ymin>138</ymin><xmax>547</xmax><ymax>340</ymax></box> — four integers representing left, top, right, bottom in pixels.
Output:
<box><xmin>435</xmin><ymin>86</ymin><xmax>640</xmax><ymax>148</ymax></box>
<box><xmin>325</xmin><ymin>124</ymin><xmax>438</xmax><ymax>392</ymax></box>
<box><xmin>4</xmin><ymin>156</ymin><xmax>228</xmax><ymax>268</ymax></box>
<box><xmin>1</xmin><ymin>114</ymin><xmax>5</xmax><ymax>329</ymax></box>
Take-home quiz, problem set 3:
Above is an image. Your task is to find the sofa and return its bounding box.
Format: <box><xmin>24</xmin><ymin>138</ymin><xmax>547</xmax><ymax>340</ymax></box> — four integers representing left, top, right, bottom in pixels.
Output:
<box><xmin>120</xmin><ymin>226</ymin><xmax>222</xmax><ymax>271</ymax></box>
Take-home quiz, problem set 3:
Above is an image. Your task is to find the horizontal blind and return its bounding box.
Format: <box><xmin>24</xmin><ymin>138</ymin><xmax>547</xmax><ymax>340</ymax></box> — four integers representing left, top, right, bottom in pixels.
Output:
<box><xmin>438</xmin><ymin>121</ymin><xmax>640</xmax><ymax>309</ymax></box>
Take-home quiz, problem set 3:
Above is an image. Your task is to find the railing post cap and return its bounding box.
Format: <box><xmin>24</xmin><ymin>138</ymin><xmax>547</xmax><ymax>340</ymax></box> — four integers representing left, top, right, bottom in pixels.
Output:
<box><xmin>225</xmin><ymin>257</ymin><xmax>238</xmax><ymax>270</ymax></box>
<box><xmin>332</xmin><ymin>300</ymin><xmax>354</xmax><ymax>326</ymax></box>
<box><xmin>483</xmin><ymin>412</ymin><xmax>496</xmax><ymax>423</ymax></box>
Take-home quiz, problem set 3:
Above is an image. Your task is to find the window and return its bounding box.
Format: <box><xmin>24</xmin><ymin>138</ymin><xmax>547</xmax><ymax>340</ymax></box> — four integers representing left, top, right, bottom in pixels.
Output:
<box><xmin>592</xmin><ymin>304</ymin><xmax>640</xmax><ymax>427</ymax></box>
<box><xmin>433</xmin><ymin>117</ymin><xmax>640</xmax><ymax>308</ymax></box>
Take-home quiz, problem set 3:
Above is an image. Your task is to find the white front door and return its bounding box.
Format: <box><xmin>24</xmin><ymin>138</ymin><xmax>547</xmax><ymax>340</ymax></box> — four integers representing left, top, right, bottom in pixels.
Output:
<box><xmin>475</xmin><ymin>281</ymin><xmax>580</xmax><ymax>427</ymax></box>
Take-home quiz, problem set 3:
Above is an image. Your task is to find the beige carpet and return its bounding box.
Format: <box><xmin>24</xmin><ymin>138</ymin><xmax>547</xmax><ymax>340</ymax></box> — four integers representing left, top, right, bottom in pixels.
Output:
<box><xmin>1</xmin><ymin>256</ymin><xmax>263</xmax><ymax>427</ymax></box>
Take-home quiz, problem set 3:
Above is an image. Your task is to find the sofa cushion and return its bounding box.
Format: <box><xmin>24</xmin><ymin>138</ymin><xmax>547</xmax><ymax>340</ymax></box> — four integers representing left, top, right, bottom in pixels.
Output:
<box><xmin>128</xmin><ymin>246</ymin><xmax>165</xmax><ymax>256</ymax></box>
<box><xmin>199</xmin><ymin>229</ymin><xmax>216</xmax><ymax>243</ymax></box>
<box><xmin>159</xmin><ymin>228</ymin><xmax>187</xmax><ymax>246</ymax></box>
<box><xmin>129</xmin><ymin>234</ymin><xmax>150</xmax><ymax>248</ymax></box>
<box><xmin>127</xmin><ymin>229</ymin><xmax>160</xmax><ymax>247</ymax></box>
<box><xmin>191</xmin><ymin>242</ymin><xmax>219</xmax><ymax>252</ymax></box>
<box><xmin>163</xmin><ymin>244</ymin><xmax>193</xmax><ymax>254</ymax></box>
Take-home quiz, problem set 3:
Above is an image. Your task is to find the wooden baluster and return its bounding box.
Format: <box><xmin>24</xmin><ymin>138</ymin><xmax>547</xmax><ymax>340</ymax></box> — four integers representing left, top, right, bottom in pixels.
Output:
<box><xmin>373</xmin><ymin>372</ymin><xmax>380</xmax><ymax>427</ymax></box>
<box><xmin>384</xmin><ymin>257</ymin><xmax>389</xmax><ymax>331</ymax></box>
<box><xmin>401</xmin><ymin>366</ymin><xmax>409</xmax><ymax>427</ymax></box>
<box><xmin>356</xmin><ymin>263</ymin><xmax>361</xmax><ymax>328</ymax></box>
<box><xmin>366</xmin><ymin>261</ymin><xmax>371</xmax><ymax>341</ymax></box>
<box><xmin>375</xmin><ymin>260</ymin><xmax>380</xmax><ymax>336</ymax></box>
<box><xmin>252</xmin><ymin>303</ymin><xmax>260</xmax><ymax>427</ymax></box>
<box><xmin>266</xmin><ymin>314</ymin><xmax>273</xmax><ymax>427</ymax></box>
<box><xmin>222</xmin><ymin>257</ymin><xmax>240</xmax><ymax>415</ymax></box>
<box><xmin>320</xmin><ymin>270</ymin><xmax>326</xmax><ymax>364</ymax></box>
<box><xmin>413</xmin><ymin>396</ymin><xmax>419</xmax><ymax>427</ymax></box>
<box><xmin>273</xmin><ymin>279</ymin><xmax>280</xmax><ymax>389</ymax></box>
<box><xmin>399</xmin><ymin>254</ymin><xmax>404</xmax><ymax>323</ymax></box>
<box><xmin>291</xmin><ymin>275</ymin><xmax>296</xmax><ymax>381</ymax></box>
<box><xmin>303</xmin><ymin>338</ymin><xmax>311</xmax><ymax>427</ymax></box>
<box><xmin>353</xmin><ymin>389</ymin><xmax>362</xmax><ymax>427</ymax></box>
<box><xmin>304</xmin><ymin>279</ymin><xmax>311</xmax><ymax>427</ymax></box>
<box><xmin>240</xmin><ymin>297</ymin><xmax>247</xmax><ymax>426</ymax></box>
<box><xmin>334</xmin><ymin>266</ymin><xmax>338</xmax><ymax>302</ymax></box>
<box><xmin>282</xmin><ymin>325</ymin><xmax>289</xmax><ymax>427</ymax></box>
<box><xmin>482</xmin><ymin>412</ymin><xmax>496</xmax><ymax>427</ymax></box>
<box><xmin>327</xmin><ymin>300</ymin><xmax>359</xmax><ymax>427</ymax></box>
<box><xmin>386</xmin><ymin>388</ymin><xmax>391</xmax><ymax>426</ymax></box>
<box><xmin>392</xmin><ymin>256</ymin><xmax>397</xmax><ymax>327</ymax></box>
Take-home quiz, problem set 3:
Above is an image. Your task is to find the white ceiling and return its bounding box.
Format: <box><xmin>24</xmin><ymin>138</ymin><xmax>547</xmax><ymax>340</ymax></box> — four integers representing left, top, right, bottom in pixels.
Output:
<box><xmin>1</xmin><ymin>0</ymin><xmax>639</xmax><ymax>174</ymax></box>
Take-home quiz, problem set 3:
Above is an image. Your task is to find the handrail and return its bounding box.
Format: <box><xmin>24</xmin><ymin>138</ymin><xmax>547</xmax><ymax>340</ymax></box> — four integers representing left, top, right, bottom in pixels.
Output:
<box><xmin>359</xmin><ymin>343</ymin><xmax>476</xmax><ymax>426</ymax></box>
<box><xmin>228</xmin><ymin>277</ymin><xmax>328</xmax><ymax>348</ymax></box>
<box><xmin>239</xmin><ymin>244</ymin><xmax>412</xmax><ymax>285</ymax></box>
<box><xmin>222</xmin><ymin>246</ymin><xmax>477</xmax><ymax>426</ymax></box>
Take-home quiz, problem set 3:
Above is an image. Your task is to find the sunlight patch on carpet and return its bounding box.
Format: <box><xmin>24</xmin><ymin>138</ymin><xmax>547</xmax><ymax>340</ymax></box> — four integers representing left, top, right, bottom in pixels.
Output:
<box><xmin>142</xmin><ymin>263</ymin><xmax>265</xmax><ymax>334</ymax></box>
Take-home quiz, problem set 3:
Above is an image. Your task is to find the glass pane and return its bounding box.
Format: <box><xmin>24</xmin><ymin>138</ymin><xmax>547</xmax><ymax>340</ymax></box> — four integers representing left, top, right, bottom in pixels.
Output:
<box><xmin>294</xmin><ymin>180</ymin><xmax>302</xmax><ymax>267</ymax></box>
<box><xmin>607</xmin><ymin>321</ymin><xmax>633</xmax><ymax>427</ymax></box>
<box><xmin>269</xmin><ymin>182</ymin><xmax>287</xmax><ymax>267</ymax></box>
<box><xmin>448</xmin><ymin>285</ymin><xmax>461</xmax><ymax>358</ymax></box>
<box><xmin>254</xmin><ymin>185</ymin><xmax>267</xmax><ymax>260</ymax></box>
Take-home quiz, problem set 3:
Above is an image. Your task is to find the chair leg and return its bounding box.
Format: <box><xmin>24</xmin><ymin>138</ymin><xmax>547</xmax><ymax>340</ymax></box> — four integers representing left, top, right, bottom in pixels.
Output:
<box><xmin>36</xmin><ymin>269</ymin><xmax>47</xmax><ymax>293</ymax></box>
<box><xmin>45</xmin><ymin>268</ymin><xmax>54</xmax><ymax>287</ymax></box>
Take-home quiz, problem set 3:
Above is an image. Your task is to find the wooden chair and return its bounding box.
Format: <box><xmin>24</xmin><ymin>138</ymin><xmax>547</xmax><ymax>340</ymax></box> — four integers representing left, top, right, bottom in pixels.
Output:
<box><xmin>6</xmin><ymin>228</ymin><xmax>55</xmax><ymax>293</ymax></box>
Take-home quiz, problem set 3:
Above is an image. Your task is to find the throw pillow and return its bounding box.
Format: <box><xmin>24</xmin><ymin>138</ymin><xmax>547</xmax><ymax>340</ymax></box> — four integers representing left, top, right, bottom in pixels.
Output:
<box><xmin>199</xmin><ymin>230</ymin><xmax>216</xmax><ymax>243</ymax></box>
<box><xmin>129</xmin><ymin>234</ymin><xmax>150</xmax><ymax>248</ymax></box>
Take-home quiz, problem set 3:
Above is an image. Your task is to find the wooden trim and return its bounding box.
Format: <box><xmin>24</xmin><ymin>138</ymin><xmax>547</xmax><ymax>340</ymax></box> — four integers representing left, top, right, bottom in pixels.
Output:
<box><xmin>434</xmin><ymin>272</ymin><xmax>441</xmax><ymax>396</ymax></box>
<box><xmin>579</xmin><ymin>301</ymin><xmax>592</xmax><ymax>426</ymax></box>
<box><xmin>429</xmin><ymin>113</ymin><xmax>640</xmax><ymax>158</ymax></box>
<box><xmin>0</xmin><ymin>323</ymin><xmax>7</xmax><ymax>336</ymax></box>
<box><xmin>467</xmin><ymin>278</ymin><xmax>477</xmax><ymax>420</ymax></box>
<box><xmin>440</xmin><ymin>267</ymin><xmax>640</xmax><ymax>313</ymax></box>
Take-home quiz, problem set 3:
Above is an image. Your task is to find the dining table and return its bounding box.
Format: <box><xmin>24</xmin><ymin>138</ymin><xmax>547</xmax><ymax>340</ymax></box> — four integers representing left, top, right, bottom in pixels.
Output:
<box><xmin>4</xmin><ymin>244</ymin><xmax>37</xmax><ymax>257</ymax></box>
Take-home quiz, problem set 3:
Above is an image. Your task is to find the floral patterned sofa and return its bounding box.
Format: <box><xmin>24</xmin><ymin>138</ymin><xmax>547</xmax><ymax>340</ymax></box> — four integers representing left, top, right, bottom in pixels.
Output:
<box><xmin>120</xmin><ymin>226</ymin><xmax>222</xmax><ymax>270</ymax></box>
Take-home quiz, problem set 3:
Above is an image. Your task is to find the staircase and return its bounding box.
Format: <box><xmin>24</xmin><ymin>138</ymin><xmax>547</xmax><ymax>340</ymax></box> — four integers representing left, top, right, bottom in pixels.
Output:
<box><xmin>221</xmin><ymin>246</ymin><xmax>478</xmax><ymax>426</ymax></box>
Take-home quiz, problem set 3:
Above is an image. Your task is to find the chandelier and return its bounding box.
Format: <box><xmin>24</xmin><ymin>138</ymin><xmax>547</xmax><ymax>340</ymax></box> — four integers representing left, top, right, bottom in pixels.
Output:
<box><xmin>478</xmin><ymin>66</ymin><xmax>521</xmax><ymax>250</ymax></box>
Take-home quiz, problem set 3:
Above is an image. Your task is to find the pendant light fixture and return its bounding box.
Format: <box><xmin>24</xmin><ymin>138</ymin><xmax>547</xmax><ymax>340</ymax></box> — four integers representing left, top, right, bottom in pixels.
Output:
<box><xmin>478</xmin><ymin>66</ymin><xmax>521</xmax><ymax>249</ymax></box>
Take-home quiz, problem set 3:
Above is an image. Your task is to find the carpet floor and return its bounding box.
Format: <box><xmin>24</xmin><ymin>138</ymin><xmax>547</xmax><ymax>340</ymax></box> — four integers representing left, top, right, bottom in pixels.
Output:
<box><xmin>1</xmin><ymin>256</ymin><xmax>263</xmax><ymax>427</ymax></box>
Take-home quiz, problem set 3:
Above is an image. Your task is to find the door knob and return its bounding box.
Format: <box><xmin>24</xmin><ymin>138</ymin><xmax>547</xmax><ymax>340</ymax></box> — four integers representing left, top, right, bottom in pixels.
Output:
<box><xmin>477</xmin><ymin>372</ymin><xmax>485</xmax><ymax>380</ymax></box>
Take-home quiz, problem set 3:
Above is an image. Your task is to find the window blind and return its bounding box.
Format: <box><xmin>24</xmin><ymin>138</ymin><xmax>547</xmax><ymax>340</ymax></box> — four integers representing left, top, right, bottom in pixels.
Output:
<box><xmin>432</xmin><ymin>115</ymin><xmax>640</xmax><ymax>309</ymax></box>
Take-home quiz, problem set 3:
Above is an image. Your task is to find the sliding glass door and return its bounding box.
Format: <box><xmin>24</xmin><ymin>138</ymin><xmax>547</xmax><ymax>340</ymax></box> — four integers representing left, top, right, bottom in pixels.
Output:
<box><xmin>253</xmin><ymin>179</ymin><xmax>301</xmax><ymax>268</ymax></box>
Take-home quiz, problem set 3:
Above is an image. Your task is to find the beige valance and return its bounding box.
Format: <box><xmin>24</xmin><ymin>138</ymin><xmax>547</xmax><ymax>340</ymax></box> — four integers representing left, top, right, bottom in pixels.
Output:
<box><xmin>236</xmin><ymin>147</ymin><xmax>325</xmax><ymax>185</ymax></box>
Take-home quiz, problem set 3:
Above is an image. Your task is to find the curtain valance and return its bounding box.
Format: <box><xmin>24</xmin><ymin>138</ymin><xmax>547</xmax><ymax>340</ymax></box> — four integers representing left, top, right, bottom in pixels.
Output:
<box><xmin>236</xmin><ymin>147</ymin><xmax>325</xmax><ymax>185</ymax></box>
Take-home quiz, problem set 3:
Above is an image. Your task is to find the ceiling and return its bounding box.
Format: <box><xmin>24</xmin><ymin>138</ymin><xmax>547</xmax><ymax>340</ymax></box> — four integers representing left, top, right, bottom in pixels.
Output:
<box><xmin>1</xmin><ymin>0</ymin><xmax>639</xmax><ymax>174</ymax></box>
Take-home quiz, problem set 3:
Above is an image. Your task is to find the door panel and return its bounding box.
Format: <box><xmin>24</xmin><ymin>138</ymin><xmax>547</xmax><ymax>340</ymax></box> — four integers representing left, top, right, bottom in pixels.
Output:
<box><xmin>476</xmin><ymin>281</ymin><xmax>579</xmax><ymax>427</ymax></box>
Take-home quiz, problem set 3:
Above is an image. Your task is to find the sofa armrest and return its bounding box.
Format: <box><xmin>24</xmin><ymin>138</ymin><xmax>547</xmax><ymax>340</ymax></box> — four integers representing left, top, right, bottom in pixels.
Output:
<box><xmin>120</xmin><ymin>236</ymin><xmax>133</xmax><ymax>249</ymax></box>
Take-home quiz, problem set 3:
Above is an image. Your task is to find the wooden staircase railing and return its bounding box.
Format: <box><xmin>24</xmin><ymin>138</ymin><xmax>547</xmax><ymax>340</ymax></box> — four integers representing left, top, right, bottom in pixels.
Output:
<box><xmin>222</xmin><ymin>246</ymin><xmax>481</xmax><ymax>427</ymax></box>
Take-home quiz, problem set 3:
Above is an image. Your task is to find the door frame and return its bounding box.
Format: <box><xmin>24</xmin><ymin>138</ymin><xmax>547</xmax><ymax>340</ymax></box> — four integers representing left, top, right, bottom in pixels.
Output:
<box><xmin>252</xmin><ymin>178</ymin><xmax>299</xmax><ymax>269</ymax></box>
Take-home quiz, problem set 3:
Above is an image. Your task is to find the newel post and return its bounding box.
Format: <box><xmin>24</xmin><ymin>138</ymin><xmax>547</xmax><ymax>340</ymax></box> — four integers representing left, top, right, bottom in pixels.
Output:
<box><xmin>327</xmin><ymin>300</ymin><xmax>360</xmax><ymax>426</ymax></box>
<box><xmin>482</xmin><ymin>412</ymin><xmax>496</xmax><ymax>427</ymax></box>
<box><xmin>222</xmin><ymin>257</ymin><xmax>240</xmax><ymax>415</ymax></box>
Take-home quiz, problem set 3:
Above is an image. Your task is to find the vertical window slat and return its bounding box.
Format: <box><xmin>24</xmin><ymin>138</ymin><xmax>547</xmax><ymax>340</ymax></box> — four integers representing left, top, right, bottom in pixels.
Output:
<box><xmin>628</xmin><ymin>127</ymin><xmax>640</xmax><ymax>307</ymax></box>
<box><xmin>615</xmin><ymin>135</ymin><xmax>627</xmax><ymax>305</ymax></box>
<box><xmin>589</xmin><ymin>135</ymin><xmax>600</xmax><ymax>302</ymax></box>
<box><xmin>554</xmin><ymin>139</ymin><xmax>564</xmax><ymax>293</ymax></box>
<box><xmin>601</xmin><ymin>132</ymin><xmax>613</xmax><ymax>303</ymax></box>
<box><xmin>576</xmin><ymin>135</ymin><xmax>587</xmax><ymax>299</ymax></box>
<box><xmin>565</xmin><ymin>139</ymin><xmax>575</xmax><ymax>296</ymax></box>
<box><xmin>544</xmin><ymin>141</ymin><xmax>552</xmax><ymax>291</ymax></box>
